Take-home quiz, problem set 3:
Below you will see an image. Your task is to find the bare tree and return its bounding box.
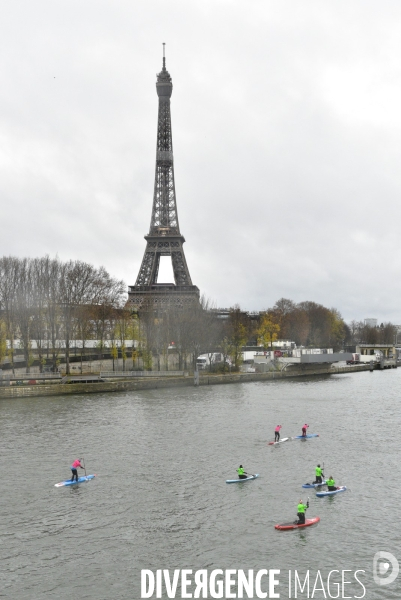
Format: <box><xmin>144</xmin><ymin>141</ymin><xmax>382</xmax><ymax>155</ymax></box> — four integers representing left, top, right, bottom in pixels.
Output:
<box><xmin>30</xmin><ymin>257</ymin><xmax>52</xmax><ymax>372</ymax></box>
<box><xmin>0</xmin><ymin>318</ymin><xmax>7</xmax><ymax>365</ymax></box>
<box><xmin>13</xmin><ymin>258</ymin><xmax>35</xmax><ymax>372</ymax></box>
<box><xmin>379</xmin><ymin>322</ymin><xmax>396</xmax><ymax>344</ymax></box>
<box><xmin>42</xmin><ymin>257</ymin><xmax>62</xmax><ymax>372</ymax></box>
<box><xmin>225</xmin><ymin>306</ymin><xmax>249</xmax><ymax>371</ymax></box>
<box><xmin>120</xmin><ymin>309</ymin><xmax>140</xmax><ymax>371</ymax></box>
<box><xmin>138</xmin><ymin>306</ymin><xmax>156</xmax><ymax>371</ymax></box>
<box><xmin>75</xmin><ymin>304</ymin><xmax>95</xmax><ymax>373</ymax></box>
<box><xmin>191</xmin><ymin>296</ymin><xmax>221</xmax><ymax>370</ymax></box>
<box><xmin>59</xmin><ymin>261</ymin><xmax>125</xmax><ymax>374</ymax></box>
<box><xmin>0</xmin><ymin>257</ymin><xmax>19</xmax><ymax>374</ymax></box>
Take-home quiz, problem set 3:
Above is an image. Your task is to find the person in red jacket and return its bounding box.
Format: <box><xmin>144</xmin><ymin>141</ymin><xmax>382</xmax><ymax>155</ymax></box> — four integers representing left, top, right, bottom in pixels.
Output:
<box><xmin>301</xmin><ymin>424</ymin><xmax>309</xmax><ymax>437</ymax></box>
<box><xmin>70</xmin><ymin>458</ymin><xmax>84</xmax><ymax>482</ymax></box>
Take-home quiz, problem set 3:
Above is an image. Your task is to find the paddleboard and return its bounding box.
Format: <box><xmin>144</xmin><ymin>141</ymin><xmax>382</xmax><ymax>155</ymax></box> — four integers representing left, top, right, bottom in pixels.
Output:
<box><xmin>293</xmin><ymin>433</ymin><xmax>319</xmax><ymax>440</ymax></box>
<box><xmin>302</xmin><ymin>481</ymin><xmax>327</xmax><ymax>488</ymax></box>
<box><xmin>226</xmin><ymin>474</ymin><xmax>259</xmax><ymax>484</ymax></box>
<box><xmin>275</xmin><ymin>516</ymin><xmax>320</xmax><ymax>531</ymax></box>
<box><xmin>55</xmin><ymin>474</ymin><xmax>96</xmax><ymax>488</ymax></box>
<box><xmin>316</xmin><ymin>486</ymin><xmax>346</xmax><ymax>497</ymax></box>
<box><xmin>268</xmin><ymin>437</ymin><xmax>290</xmax><ymax>445</ymax></box>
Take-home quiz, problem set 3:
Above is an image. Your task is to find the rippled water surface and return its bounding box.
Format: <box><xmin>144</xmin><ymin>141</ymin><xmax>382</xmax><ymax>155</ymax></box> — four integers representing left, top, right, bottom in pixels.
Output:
<box><xmin>1</xmin><ymin>369</ymin><xmax>401</xmax><ymax>599</ymax></box>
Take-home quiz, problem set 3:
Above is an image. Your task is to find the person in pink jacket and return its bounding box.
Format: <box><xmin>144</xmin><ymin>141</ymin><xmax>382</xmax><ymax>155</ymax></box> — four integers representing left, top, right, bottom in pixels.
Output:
<box><xmin>275</xmin><ymin>425</ymin><xmax>282</xmax><ymax>442</ymax></box>
<box><xmin>70</xmin><ymin>458</ymin><xmax>84</xmax><ymax>482</ymax></box>
<box><xmin>302</xmin><ymin>424</ymin><xmax>309</xmax><ymax>437</ymax></box>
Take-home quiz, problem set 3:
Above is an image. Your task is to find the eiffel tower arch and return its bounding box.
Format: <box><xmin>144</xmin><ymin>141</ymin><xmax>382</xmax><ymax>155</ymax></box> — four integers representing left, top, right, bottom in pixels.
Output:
<box><xmin>128</xmin><ymin>48</ymin><xmax>200</xmax><ymax>311</ymax></box>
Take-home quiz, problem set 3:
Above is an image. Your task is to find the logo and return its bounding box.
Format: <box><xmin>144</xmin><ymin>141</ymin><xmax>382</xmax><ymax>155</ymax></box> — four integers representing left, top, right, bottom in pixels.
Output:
<box><xmin>373</xmin><ymin>551</ymin><xmax>399</xmax><ymax>586</ymax></box>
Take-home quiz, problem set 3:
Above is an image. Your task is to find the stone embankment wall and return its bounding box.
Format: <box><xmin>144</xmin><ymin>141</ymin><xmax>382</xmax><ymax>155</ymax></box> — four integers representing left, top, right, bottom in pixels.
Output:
<box><xmin>0</xmin><ymin>364</ymin><xmax>370</xmax><ymax>400</ymax></box>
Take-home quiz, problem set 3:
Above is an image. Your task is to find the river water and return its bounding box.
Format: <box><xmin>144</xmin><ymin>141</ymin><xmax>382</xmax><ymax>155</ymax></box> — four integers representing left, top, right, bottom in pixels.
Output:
<box><xmin>1</xmin><ymin>369</ymin><xmax>401</xmax><ymax>599</ymax></box>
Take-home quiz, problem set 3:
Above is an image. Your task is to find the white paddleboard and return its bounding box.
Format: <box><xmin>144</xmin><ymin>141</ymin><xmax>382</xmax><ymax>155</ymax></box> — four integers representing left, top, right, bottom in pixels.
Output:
<box><xmin>268</xmin><ymin>437</ymin><xmax>290</xmax><ymax>445</ymax></box>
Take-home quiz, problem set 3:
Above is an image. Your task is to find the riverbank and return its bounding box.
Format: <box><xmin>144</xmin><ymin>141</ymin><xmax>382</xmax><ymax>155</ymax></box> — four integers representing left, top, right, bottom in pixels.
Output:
<box><xmin>0</xmin><ymin>363</ymin><xmax>370</xmax><ymax>399</ymax></box>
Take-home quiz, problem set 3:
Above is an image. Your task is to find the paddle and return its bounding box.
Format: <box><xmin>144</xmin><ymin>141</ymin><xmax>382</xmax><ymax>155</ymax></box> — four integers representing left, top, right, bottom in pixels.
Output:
<box><xmin>82</xmin><ymin>456</ymin><xmax>87</xmax><ymax>478</ymax></box>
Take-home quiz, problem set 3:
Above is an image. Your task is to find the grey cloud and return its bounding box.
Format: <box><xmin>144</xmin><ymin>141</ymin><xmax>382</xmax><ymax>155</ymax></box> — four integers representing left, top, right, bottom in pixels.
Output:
<box><xmin>1</xmin><ymin>1</ymin><xmax>401</xmax><ymax>322</ymax></box>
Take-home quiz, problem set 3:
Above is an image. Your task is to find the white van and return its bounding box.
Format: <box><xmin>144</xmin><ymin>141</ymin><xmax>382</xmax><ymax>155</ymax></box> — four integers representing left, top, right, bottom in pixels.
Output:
<box><xmin>196</xmin><ymin>353</ymin><xmax>231</xmax><ymax>370</ymax></box>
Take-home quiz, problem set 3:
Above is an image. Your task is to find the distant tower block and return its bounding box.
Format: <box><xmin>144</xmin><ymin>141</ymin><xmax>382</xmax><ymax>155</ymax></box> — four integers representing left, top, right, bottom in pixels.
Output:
<box><xmin>128</xmin><ymin>46</ymin><xmax>199</xmax><ymax>310</ymax></box>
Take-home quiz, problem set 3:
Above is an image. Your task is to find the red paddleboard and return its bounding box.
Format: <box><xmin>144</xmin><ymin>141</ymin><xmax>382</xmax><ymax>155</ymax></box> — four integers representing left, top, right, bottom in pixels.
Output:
<box><xmin>275</xmin><ymin>517</ymin><xmax>320</xmax><ymax>531</ymax></box>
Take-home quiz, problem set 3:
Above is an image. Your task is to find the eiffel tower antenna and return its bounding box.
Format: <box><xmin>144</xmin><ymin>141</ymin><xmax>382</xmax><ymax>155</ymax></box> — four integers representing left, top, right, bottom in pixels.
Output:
<box><xmin>128</xmin><ymin>50</ymin><xmax>200</xmax><ymax>310</ymax></box>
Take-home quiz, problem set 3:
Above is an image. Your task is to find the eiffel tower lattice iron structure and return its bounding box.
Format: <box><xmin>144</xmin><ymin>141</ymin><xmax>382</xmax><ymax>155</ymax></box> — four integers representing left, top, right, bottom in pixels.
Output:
<box><xmin>128</xmin><ymin>48</ymin><xmax>199</xmax><ymax>310</ymax></box>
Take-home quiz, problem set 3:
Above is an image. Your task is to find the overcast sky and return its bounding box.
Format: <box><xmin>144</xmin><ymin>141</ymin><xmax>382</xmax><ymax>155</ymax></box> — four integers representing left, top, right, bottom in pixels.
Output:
<box><xmin>2</xmin><ymin>1</ymin><xmax>401</xmax><ymax>322</ymax></box>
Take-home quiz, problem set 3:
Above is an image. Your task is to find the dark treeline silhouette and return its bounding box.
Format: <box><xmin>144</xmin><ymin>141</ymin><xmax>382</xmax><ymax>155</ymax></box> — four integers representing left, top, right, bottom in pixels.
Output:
<box><xmin>347</xmin><ymin>320</ymin><xmax>396</xmax><ymax>346</ymax></box>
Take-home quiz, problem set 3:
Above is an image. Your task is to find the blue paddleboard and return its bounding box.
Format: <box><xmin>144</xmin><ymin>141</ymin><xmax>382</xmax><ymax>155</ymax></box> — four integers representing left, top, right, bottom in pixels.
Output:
<box><xmin>302</xmin><ymin>480</ymin><xmax>327</xmax><ymax>488</ymax></box>
<box><xmin>226</xmin><ymin>474</ymin><xmax>259</xmax><ymax>484</ymax></box>
<box><xmin>55</xmin><ymin>474</ymin><xmax>96</xmax><ymax>487</ymax></box>
<box><xmin>316</xmin><ymin>486</ymin><xmax>346</xmax><ymax>497</ymax></box>
<box><xmin>294</xmin><ymin>433</ymin><xmax>319</xmax><ymax>439</ymax></box>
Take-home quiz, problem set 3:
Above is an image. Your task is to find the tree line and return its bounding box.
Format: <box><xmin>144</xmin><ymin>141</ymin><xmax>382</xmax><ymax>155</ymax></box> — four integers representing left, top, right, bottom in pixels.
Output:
<box><xmin>253</xmin><ymin>299</ymin><xmax>398</xmax><ymax>350</ymax></box>
<box><xmin>259</xmin><ymin>298</ymin><xmax>347</xmax><ymax>349</ymax></box>
<box><xmin>2</xmin><ymin>255</ymin><xmax>394</xmax><ymax>374</ymax></box>
<box><xmin>0</xmin><ymin>256</ymin><xmax>125</xmax><ymax>373</ymax></box>
<box><xmin>347</xmin><ymin>320</ymin><xmax>397</xmax><ymax>346</ymax></box>
<box><xmin>137</xmin><ymin>298</ymin><xmax>351</xmax><ymax>372</ymax></box>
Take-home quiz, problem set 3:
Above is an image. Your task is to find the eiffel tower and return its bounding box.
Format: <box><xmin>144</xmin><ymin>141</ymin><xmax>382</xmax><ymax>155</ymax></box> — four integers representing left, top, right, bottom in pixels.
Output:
<box><xmin>128</xmin><ymin>47</ymin><xmax>200</xmax><ymax>310</ymax></box>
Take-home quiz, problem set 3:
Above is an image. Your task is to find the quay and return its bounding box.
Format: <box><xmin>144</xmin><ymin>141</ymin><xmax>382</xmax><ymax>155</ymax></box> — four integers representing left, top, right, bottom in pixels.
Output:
<box><xmin>0</xmin><ymin>363</ymin><xmax>372</xmax><ymax>400</ymax></box>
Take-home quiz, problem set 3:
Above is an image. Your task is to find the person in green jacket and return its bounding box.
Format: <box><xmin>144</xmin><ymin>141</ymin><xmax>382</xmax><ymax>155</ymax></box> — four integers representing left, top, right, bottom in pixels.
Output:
<box><xmin>327</xmin><ymin>476</ymin><xmax>338</xmax><ymax>491</ymax></box>
<box><xmin>313</xmin><ymin>464</ymin><xmax>324</xmax><ymax>484</ymax></box>
<box><xmin>296</xmin><ymin>499</ymin><xmax>309</xmax><ymax>524</ymax></box>
<box><xmin>237</xmin><ymin>465</ymin><xmax>248</xmax><ymax>479</ymax></box>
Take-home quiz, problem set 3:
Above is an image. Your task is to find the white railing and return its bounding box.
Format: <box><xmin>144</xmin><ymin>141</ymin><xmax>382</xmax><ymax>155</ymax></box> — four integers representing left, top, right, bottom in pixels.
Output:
<box><xmin>0</xmin><ymin>373</ymin><xmax>61</xmax><ymax>380</ymax></box>
<box><xmin>100</xmin><ymin>370</ymin><xmax>187</xmax><ymax>378</ymax></box>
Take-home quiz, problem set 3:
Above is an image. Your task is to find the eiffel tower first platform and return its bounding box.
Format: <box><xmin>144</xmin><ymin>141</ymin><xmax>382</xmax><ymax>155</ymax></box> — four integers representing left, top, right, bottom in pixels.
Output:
<box><xmin>128</xmin><ymin>48</ymin><xmax>200</xmax><ymax>311</ymax></box>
